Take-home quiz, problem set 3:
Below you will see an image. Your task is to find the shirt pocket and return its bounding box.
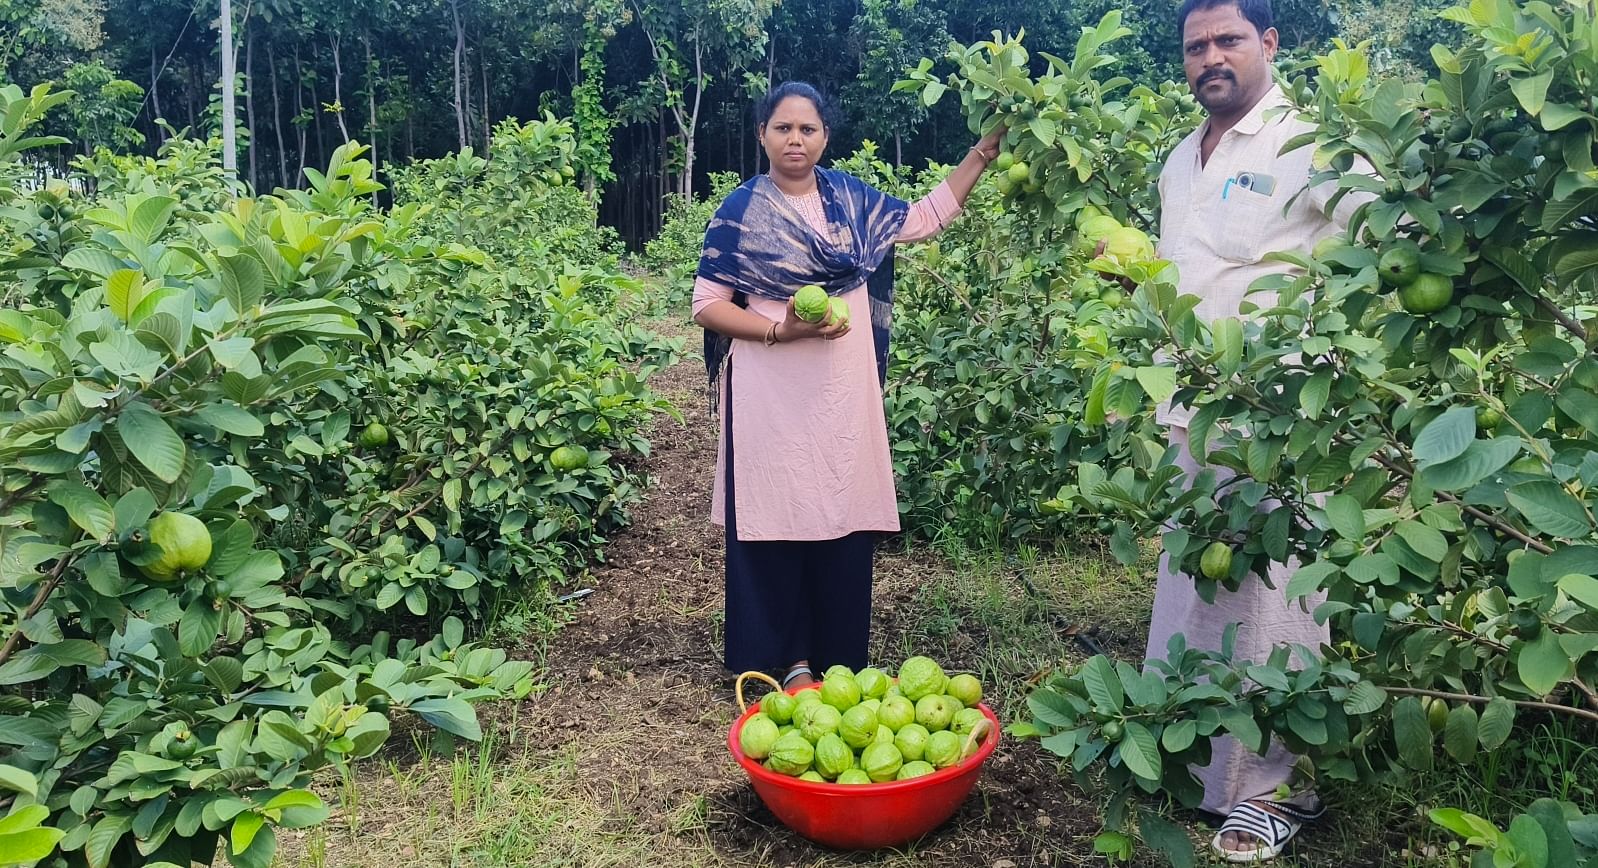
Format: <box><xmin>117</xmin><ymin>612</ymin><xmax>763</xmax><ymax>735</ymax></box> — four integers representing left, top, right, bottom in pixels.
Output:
<box><xmin>1198</xmin><ymin>188</ymin><xmax>1283</xmax><ymax>264</ymax></box>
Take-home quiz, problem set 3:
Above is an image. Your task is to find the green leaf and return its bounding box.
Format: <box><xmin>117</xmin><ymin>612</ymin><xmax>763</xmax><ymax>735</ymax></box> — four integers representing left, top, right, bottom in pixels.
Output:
<box><xmin>1323</xmin><ymin>494</ymin><xmax>1365</xmax><ymax>540</ymax></box>
<box><xmin>1116</xmin><ymin>721</ymin><xmax>1161</xmax><ymax>782</ymax></box>
<box><xmin>85</xmin><ymin>813</ymin><xmax>132</xmax><ymax>868</ymax></box>
<box><xmin>1027</xmin><ymin>689</ymin><xmax>1079</xmax><ymax>728</ymax></box>
<box><xmin>1413</xmin><ymin>406</ymin><xmax>1475</xmax><ymax>465</ymax></box>
<box><xmin>1517</xmin><ymin>630</ymin><xmax>1573</xmax><ymax>696</ymax></box>
<box><xmin>218</xmin><ymin>254</ymin><xmax>265</xmax><ymax>313</ymax></box>
<box><xmin>1138</xmin><ymin>810</ymin><xmax>1196</xmax><ymax>868</ymax></box>
<box><xmin>47</xmin><ymin>480</ymin><xmax>115</xmax><ymax>539</ymax></box>
<box><xmin>129</xmin><ymin>195</ymin><xmax>178</xmax><ymax>243</ymax></box>
<box><xmin>231</xmin><ymin>811</ymin><xmax>265</xmax><ymax>855</ymax></box>
<box><xmin>105</xmin><ymin>269</ymin><xmax>146</xmax><ymax>322</ymax></box>
<box><xmin>1506</xmin><ymin>480</ymin><xmax>1593</xmax><ymax>539</ymax></box>
<box><xmin>1510</xmin><ymin>70</ymin><xmax>1553</xmax><ymax>116</ymax></box>
<box><xmin>1393</xmin><ymin>520</ymin><xmax>1448</xmax><ymax>563</ymax></box>
<box><xmin>0</xmin><ymin>765</ymin><xmax>39</xmax><ymax>797</ymax></box>
<box><xmin>1558</xmin><ymin>573</ymin><xmax>1598</xmax><ymax>610</ymax></box>
<box><xmin>408</xmin><ymin>697</ymin><xmax>482</xmax><ymax>741</ymax></box>
<box><xmin>179</xmin><ymin>601</ymin><xmax>222</xmax><ymax>657</ymax></box>
<box><xmin>920</xmin><ymin>81</ymin><xmax>947</xmax><ymax>106</ymax></box>
<box><xmin>1392</xmin><ymin>696</ymin><xmax>1433</xmax><ymax>770</ymax></box>
<box><xmin>1299</xmin><ymin>369</ymin><xmax>1332</xmax><ymax>419</ymax></box>
<box><xmin>1443</xmin><ymin>704</ymin><xmax>1478</xmax><ymax>764</ymax></box>
<box><xmin>116</xmin><ymin>403</ymin><xmax>186</xmax><ymax>483</ymax></box>
<box><xmin>1160</xmin><ymin>719</ymin><xmax>1197</xmax><ymax>753</ymax></box>
<box><xmin>0</xmin><ymin>828</ymin><xmax>65</xmax><ymax>862</ymax></box>
<box><xmin>1212</xmin><ymin>317</ymin><xmax>1243</xmax><ymax>376</ymax></box>
<box><xmin>1342</xmin><ymin>681</ymin><xmax>1386</xmax><ymax>715</ymax></box>
<box><xmin>1506</xmin><ymin>814</ymin><xmax>1550</xmax><ymax>867</ymax></box>
<box><xmin>1133</xmin><ymin>366</ymin><xmax>1178</xmax><ymax>404</ymax></box>
<box><xmin>1080</xmin><ymin>656</ymin><xmax>1124</xmax><ymax>712</ymax></box>
<box><xmin>194</xmin><ymin>404</ymin><xmax>265</xmax><ymax>437</ymax></box>
<box><xmin>1477</xmin><ymin>698</ymin><xmax>1515</xmax><ymax>750</ymax></box>
<box><xmin>1418</xmin><ymin>437</ymin><xmax>1522</xmax><ymax>491</ymax></box>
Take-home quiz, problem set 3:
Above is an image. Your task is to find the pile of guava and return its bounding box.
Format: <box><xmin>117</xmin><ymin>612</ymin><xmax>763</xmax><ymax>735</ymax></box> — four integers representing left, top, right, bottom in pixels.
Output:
<box><xmin>736</xmin><ymin>657</ymin><xmax>990</xmax><ymax>785</ymax></box>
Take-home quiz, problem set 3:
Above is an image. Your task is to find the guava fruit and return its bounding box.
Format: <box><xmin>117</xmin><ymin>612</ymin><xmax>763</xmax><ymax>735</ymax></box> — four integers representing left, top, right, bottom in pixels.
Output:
<box><xmin>925</xmin><ymin>730</ymin><xmax>962</xmax><ymax>768</ymax></box>
<box><xmin>1311</xmin><ymin>234</ymin><xmax>1350</xmax><ymax>262</ymax></box>
<box><xmin>993</xmin><ymin>152</ymin><xmax>1015</xmax><ymax>172</ymax></box>
<box><xmin>824</xmin><ymin>665</ymin><xmax>855</xmax><ymax>681</ymax></box>
<box><xmin>778</xmin><ymin>725</ymin><xmax>795</xmax><ymax>737</ymax></box>
<box><xmin>794</xmin><ymin>284</ymin><xmax>829</xmax><ymax>321</ymax></box>
<box><xmin>1199</xmin><ymin>542</ymin><xmax>1233</xmax><ymax>580</ymax></box>
<box><xmin>1100</xmin><ymin>226</ymin><xmax>1156</xmax><ymax>266</ymax></box>
<box><xmin>814</xmin><ymin>733</ymin><xmax>854</xmax><ymax>779</ymax></box>
<box><xmin>915</xmin><ymin>694</ymin><xmax>958</xmax><ymax>732</ymax></box>
<box><xmin>874</xmin><ymin>725</ymin><xmax>896</xmax><ymax>746</ymax></box>
<box><xmin>826</xmin><ymin>296</ymin><xmax>850</xmax><ymax>327</ymax></box>
<box><xmin>884</xmin><ymin>684</ymin><xmax>904</xmax><ymax>699</ymax></box>
<box><xmin>1427</xmin><ymin>698</ymin><xmax>1449</xmax><ymax>733</ymax></box>
<box><xmin>1378</xmin><ymin>241</ymin><xmax>1422</xmax><ymax>287</ymax></box>
<box><xmin>1075</xmin><ymin>215</ymin><xmax>1123</xmax><ymax>256</ymax></box>
<box><xmin>767</xmin><ymin>732</ymin><xmax>814</xmax><ymax>776</ymax></box>
<box><xmin>358</xmin><ymin>422</ymin><xmax>390</xmax><ymax>448</ymax></box>
<box><xmin>896</xmin><ymin>760</ymin><xmax>935</xmax><ymax>780</ymax></box>
<box><xmin>794</xmin><ymin>686</ymin><xmax>822</xmax><ymax>706</ymax></box>
<box><xmin>140</xmin><ymin>512</ymin><xmax>214</xmax><ymax>582</ymax></box>
<box><xmin>894</xmin><ymin>723</ymin><xmax>930</xmax><ymax>761</ymax></box>
<box><xmin>946</xmin><ymin>674</ymin><xmax>983</xmax><ymax>708</ymax></box>
<box><xmin>1006</xmin><ymin>162</ymin><xmax>1031</xmax><ymax>185</ymax></box>
<box><xmin>1074</xmin><ymin>204</ymin><xmax>1105</xmax><ymax>229</ymax></box>
<box><xmin>550</xmin><ymin>445</ymin><xmax>589</xmax><ymax>471</ymax></box>
<box><xmin>861</xmin><ymin>741</ymin><xmax>904</xmax><ymax>782</ymax></box>
<box><xmin>878</xmin><ymin>695</ymin><xmax>916</xmax><ymax>731</ymax></box>
<box><xmin>1399</xmin><ymin>272</ymin><xmax>1453</xmax><ymax>314</ymax></box>
<box><xmin>760</xmin><ymin>690</ymin><xmax>798</xmax><ymax>726</ymax></box>
<box><xmin>856</xmin><ymin>667</ymin><xmax>889</xmax><ymax>699</ymax></box>
<box><xmin>799</xmin><ymin>703</ymin><xmax>842</xmax><ymax>742</ymax></box>
<box><xmin>820</xmin><ymin>674</ymin><xmax>861</xmax><ymax>711</ymax></box>
<box><xmin>897</xmin><ymin>657</ymin><xmax>947</xmax><ymax>701</ymax></box>
<box><xmin>839</xmin><ymin>704</ymin><xmax>879</xmax><ymax>750</ymax></box>
<box><xmin>798</xmin><ymin>771</ymin><xmax>827</xmax><ymax>783</ymax></box>
<box><xmin>740</xmin><ymin>714</ymin><xmax>780</xmax><ymax>760</ymax></box>
<box><xmin>836</xmin><ymin>769</ymin><xmax>872</xmax><ymax>785</ymax></box>
<box><xmin>951</xmin><ymin>707</ymin><xmax>987</xmax><ymax>738</ymax></box>
<box><xmin>858</xmin><ymin>699</ymin><xmax>881</xmax><ymax>717</ymax></box>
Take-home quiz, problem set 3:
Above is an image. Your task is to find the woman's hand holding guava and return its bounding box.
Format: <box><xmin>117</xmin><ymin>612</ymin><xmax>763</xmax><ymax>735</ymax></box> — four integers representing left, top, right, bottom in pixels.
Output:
<box><xmin>776</xmin><ymin>296</ymin><xmax>851</xmax><ymax>342</ymax></box>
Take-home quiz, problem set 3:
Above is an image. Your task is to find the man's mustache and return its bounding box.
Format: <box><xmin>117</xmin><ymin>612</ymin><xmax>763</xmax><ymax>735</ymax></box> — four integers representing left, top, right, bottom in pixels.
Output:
<box><xmin>1198</xmin><ymin>70</ymin><xmax>1235</xmax><ymax>86</ymax></box>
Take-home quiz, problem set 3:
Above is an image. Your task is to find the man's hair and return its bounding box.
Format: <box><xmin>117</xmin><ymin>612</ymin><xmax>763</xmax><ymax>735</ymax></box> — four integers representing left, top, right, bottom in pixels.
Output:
<box><xmin>1177</xmin><ymin>0</ymin><xmax>1274</xmax><ymax>36</ymax></box>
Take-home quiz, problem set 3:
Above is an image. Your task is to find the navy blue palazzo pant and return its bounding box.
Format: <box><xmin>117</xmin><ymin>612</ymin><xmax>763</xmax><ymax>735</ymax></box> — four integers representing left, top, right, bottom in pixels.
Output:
<box><xmin>722</xmin><ymin>358</ymin><xmax>876</xmax><ymax>675</ymax></box>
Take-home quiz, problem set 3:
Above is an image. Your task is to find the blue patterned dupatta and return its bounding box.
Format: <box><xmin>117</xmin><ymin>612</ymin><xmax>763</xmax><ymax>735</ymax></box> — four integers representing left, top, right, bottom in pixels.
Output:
<box><xmin>697</xmin><ymin>167</ymin><xmax>910</xmax><ymax>405</ymax></box>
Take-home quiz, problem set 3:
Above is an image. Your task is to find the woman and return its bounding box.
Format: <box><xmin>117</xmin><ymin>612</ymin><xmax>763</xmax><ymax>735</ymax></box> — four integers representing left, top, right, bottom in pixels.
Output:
<box><xmin>692</xmin><ymin>82</ymin><xmax>1002</xmax><ymax>689</ymax></box>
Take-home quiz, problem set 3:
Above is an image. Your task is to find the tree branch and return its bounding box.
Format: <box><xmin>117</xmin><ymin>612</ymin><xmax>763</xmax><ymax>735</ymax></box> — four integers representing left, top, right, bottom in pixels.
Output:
<box><xmin>1383</xmin><ymin>686</ymin><xmax>1598</xmax><ymax>724</ymax></box>
<box><xmin>0</xmin><ymin>554</ymin><xmax>77</xmax><ymax>667</ymax></box>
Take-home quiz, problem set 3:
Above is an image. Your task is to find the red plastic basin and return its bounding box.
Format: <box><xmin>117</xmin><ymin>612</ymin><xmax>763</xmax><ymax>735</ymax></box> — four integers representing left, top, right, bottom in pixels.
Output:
<box><xmin>727</xmin><ymin>688</ymin><xmax>1001</xmax><ymax>850</ymax></box>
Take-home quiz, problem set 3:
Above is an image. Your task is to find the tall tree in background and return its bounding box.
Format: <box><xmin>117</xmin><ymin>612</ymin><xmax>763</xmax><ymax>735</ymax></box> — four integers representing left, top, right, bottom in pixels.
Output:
<box><xmin>847</xmin><ymin>0</ymin><xmax>949</xmax><ymax>166</ymax></box>
<box><xmin>631</xmin><ymin>0</ymin><xmax>775</xmax><ymax>197</ymax></box>
<box><xmin>219</xmin><ymin>0</ymin><xmax>236</xmax><ymax>172</ymax></box>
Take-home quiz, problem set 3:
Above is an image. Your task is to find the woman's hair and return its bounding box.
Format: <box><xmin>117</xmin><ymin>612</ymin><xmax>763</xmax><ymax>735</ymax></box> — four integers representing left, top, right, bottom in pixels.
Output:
<box><xmin>755</xmin><ymin>82</ymin><xmax>837</xmax><ymax>131</ymax></box>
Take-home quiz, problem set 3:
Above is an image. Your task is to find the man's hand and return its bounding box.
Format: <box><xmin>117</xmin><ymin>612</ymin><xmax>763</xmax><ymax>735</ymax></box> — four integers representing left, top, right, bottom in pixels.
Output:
<box><xmin>1093</xmin><ymin>240</ymin><xmax>1138</xmax><ymax>291</ymax></box>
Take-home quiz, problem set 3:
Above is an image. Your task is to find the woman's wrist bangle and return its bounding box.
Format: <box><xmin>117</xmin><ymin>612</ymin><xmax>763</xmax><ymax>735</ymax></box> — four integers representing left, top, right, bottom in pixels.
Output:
<box><xmin>968</xmin><ymin>146</ymin><xmax>993</xmax><ymax>165</ymax></box>
<box><xmin>765</xmin><ymin>321</ymin><xmax>781</xmax><ymax>346</ymax></box>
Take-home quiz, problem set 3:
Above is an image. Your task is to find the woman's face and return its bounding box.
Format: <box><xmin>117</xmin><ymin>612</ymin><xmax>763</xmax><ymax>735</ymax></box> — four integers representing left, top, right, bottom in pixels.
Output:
<box><xmin>760</xmin><ymin>96</ymin><xmax>828</xmax><ymax>179</ymax></box>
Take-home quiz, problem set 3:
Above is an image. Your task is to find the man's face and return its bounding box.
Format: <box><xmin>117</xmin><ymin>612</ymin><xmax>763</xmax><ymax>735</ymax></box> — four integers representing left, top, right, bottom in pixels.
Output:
<box><xmin>1182</xmin><ymin>4</ymin><xmax>1278</xmax><ymax>117</ymax></box>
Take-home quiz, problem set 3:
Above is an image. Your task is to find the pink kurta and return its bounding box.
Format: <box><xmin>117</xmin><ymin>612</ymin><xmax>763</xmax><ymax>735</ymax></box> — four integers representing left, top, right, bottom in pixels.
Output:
<box><xmin>691</xmin><ymin>180</ymin><xmax>961</xmax><ymax>542</ymax></box>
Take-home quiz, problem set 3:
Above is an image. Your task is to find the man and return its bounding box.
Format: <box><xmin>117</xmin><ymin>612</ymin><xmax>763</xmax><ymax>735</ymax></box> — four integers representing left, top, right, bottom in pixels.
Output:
<box><xmin>1147</xmin><ymin>0</ymin><xmax>1371</xmax><ymax>861</ymax></box>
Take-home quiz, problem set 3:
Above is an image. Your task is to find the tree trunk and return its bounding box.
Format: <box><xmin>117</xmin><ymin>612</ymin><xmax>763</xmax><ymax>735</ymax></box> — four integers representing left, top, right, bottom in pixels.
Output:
<box><xmin>365</xmin><ymin>35</ymin><xmax>379</xmax><ymax>204</ymax></box>
<box><xmin>221</xmin><ymin>0</ymin><xmax>238</xmax><ymax>175</ymax></box>
<box><xmin>680</xmin><ymin>39</ymin><xmax>704</xmax><ymax>198</ymax></box>
<box><xmin>329</xmin><ymin>35</ymin><xmax>351</xmax><ymax>141</ymax></box>
<box><xmin>450</xmin><ymin>0</ymin><xmax>467</xmax><ymax>150</ymax></box>
<box><xmin>463</xmin><ymin>50</ymin><xmax>474</xmax><ymax>148</ymax></box>
<box><xmin>150</xmin><ymin>44</ymin><xmax>164</xmax><ymax>141</ymax></box>
<box><xmin>309</xmin><ymin>63</ymin><xmax>326</xmax><ymax>170</ymax></box>
<box><xmin>294</xmin><ymin>43</ymin><xmax>309</xmax><ymax>184</ymax></box>
<box><xmin>481</xmin><ymin>51</ymin><xmax>490</xmax><ymax>154</ymax></box>
<box><xmin>269</xmin><ymin>39</ymin><xmax>287</xmax><ymax>189</ymax></box>
<box><xmin>895</xmin><ymin>132</ymin><xmax>902</xmax><ymax>168</ymax></box>
<box><xmin>246</xmin><ymin>26</ymin><xmax>258</xmax><ymax>191</ymax></box>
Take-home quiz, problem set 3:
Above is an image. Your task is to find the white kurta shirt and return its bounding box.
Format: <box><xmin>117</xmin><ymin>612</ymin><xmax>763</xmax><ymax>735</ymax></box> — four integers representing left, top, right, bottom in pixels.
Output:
<box><xmin>1155</xmin><ymin>85</ymin><xmax>1374</xmax><ymax>427</ymax></box>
